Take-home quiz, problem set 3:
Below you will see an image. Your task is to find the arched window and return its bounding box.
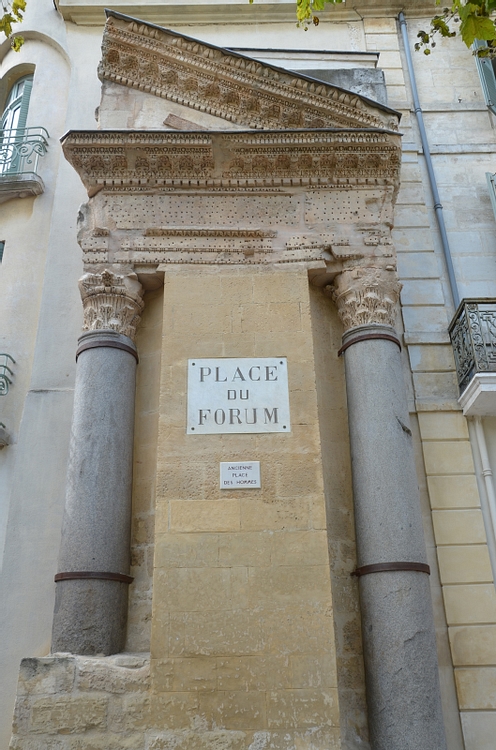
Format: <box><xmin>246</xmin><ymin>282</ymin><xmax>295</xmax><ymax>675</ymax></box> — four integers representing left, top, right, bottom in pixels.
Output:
<box><xmin>1</xmin><ymin>74</ymin><xmax>34</xmax><ymax>176</ymax></box>
<box><xmin>2</xmin><ymin>74</ymin><xmax>33</xmax><ymax>131</ymax></box>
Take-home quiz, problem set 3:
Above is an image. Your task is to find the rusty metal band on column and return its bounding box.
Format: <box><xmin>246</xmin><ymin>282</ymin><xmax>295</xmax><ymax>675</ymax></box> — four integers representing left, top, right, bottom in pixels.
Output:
<box><xmin>76</xmin><ymin>339</ymin><xmax>139</xmax><ymax>363</ymax></box>
<box><xmin>54</xmin><ymin>571</ymin><xmax>134</xmax><ymax>584</ymax></box>
<box><xmin>338</xmin><ymin>332</ymin><xmax>402</xmax><ymax>357</ymax></box>
<box><xmin>352</xmin><ymin>561</ymin><xmax>430</xmax><ymax>577</ymax></box>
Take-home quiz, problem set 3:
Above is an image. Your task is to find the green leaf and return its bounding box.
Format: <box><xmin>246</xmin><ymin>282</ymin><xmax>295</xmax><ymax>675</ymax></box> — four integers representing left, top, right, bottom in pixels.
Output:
<box><xmin>296</xmin><ymin>0</ymin><xmax>312</xmax><ymax>22</ymax></box>
<box><xmin>0</xmin><ymin>2</ymin><xmax>26</xmax><ymax>46</ymax></box>
<box><xmin>12</xmin><ymin>0</ymin><xmax>26</xmax><ymax>20</ymax></box>
<box><xmin>0</xmin><ymin>14</ymin><xmax>15</xmax><ymax>38</ymax></box>
<box><xmin>432</xmin><ymin>17</ymin><xmax>456</xmax><ymax>37</ymax></box>
<box><xmin>460</xmin><ymin>14</ymin><xmax>496</xmax><ymax>46</ymax></box>
<box><xmin>459</xmin><ymin>3</ymin><xmax>484</xmax><ymax>21</ymax></box>
<box><xmin>11</xmin><ymin>34</ymin><xmax>23</xmax><ymax>51</ymax></box>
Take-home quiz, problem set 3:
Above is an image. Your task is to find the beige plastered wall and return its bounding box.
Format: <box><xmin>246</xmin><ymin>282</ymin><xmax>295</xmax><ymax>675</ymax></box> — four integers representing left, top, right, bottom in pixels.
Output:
<box><xmin>0</xmin><ymin>4</ymin><xmax>104</xmax><ymax>747</ymax></box>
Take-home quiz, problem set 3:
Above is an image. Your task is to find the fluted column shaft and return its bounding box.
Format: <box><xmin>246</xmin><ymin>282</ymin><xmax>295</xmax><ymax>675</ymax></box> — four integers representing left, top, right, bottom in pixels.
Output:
<box><xmin>51</xmin><ymin>271</ymin><xmax>144</xmax><ymax>656</ymax></box>
<box><xmin>331</xmin><ymin>265</ymin><xmax>447</xmax><ymax>750</ymax></box>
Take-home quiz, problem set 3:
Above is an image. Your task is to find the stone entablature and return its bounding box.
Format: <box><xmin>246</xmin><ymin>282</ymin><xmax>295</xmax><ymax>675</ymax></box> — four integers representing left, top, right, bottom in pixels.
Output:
<box><xmin>59</xmin><ymin>12</ymin><xmax>403</xmax><ymax>286</ymax></box>
<box><xmin>63</xmin><ymin>128</ymin><xmax>401</xmax><ymax>278</ymax></box>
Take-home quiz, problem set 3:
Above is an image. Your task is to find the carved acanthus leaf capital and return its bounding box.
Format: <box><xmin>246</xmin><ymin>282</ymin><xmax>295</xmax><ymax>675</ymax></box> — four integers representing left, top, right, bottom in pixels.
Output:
<box><xmin>79</xmin><ymin>270</ymin><xmax>145</xmax><ymax>341</ymax></box>
<box><xmin>328</xmin><ymin>266</ymin><xmax>402</xmax><ymax>333</ymax></box>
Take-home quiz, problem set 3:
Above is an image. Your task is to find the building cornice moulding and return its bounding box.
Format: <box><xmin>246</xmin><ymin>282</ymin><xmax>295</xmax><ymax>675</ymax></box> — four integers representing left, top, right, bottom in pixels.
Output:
<box><xmin>61</xmin><ymin>128</ymin><xmax>402</xmax><ymax>194</ymax></box>
<box><xmin>58</xmin><ymin>1</ymin><xmax>441</xmax><ymax>26</ymax></box>
<box><xmin>98</xmin><ymin>13</ymin><xmax>400</xmax><ymax>133</ymax></box>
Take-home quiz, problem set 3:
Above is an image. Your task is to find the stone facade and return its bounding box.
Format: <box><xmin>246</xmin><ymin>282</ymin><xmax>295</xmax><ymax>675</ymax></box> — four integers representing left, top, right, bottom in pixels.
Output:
<box><xmin>2</xmin><ymin>1</ymin><xmax>496</xmax><ymax>749</ymax></box>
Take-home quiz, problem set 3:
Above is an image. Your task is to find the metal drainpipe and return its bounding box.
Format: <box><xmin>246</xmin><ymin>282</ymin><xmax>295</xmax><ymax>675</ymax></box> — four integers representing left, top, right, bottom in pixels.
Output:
<box><xmin>398</xmin><ymin>11</ymin><xmax>460</xmax><ymax>309</ymax></box>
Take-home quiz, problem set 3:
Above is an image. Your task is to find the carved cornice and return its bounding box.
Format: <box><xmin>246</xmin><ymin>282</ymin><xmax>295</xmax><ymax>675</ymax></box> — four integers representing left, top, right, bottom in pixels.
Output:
<box><xmin>79</xmin><ymin>270</ymin><xmax>145</xmax><ymax>341</ymax></box>
<box><xmin>329</xmin><ymin>266</ymin><xmax>401</xmax><ymax>332</ymax></box>
<box><xmin>62</xmin><ymin>129</ymin><xmax>402</xmax><ymax>193</ymax></box>
<box><xmin>98</xmin><ymin>13</ymin><xmax>400</xmax><ymax>133</ymax></box>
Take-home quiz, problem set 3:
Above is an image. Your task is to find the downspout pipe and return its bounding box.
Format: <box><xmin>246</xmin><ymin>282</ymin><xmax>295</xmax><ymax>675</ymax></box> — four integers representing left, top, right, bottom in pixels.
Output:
<box><xmin>398</xmin><ymin>11</ymin><xmax>460</xmax><ymax>309</ymax></box>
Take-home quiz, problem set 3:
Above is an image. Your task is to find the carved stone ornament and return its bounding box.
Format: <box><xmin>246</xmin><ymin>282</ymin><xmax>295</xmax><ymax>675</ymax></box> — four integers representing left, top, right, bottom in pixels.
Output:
<box><xmin>329</xmin><ymin>266</ymin><xmax>402</xmax><ymax>332</ymax></box>
<box><xmin>64</xmin><ymin>13</ymin><xmax>403</xmax><ymax>278</ymax></box>
<box><xmin>99</xmin><ymin>12</ymin><xmax>400</xmax><ymax>133</ymax></box>
<box><xmin>79</xmin><ymin>270</ymin><xmax>145</xmax><ymax>341</ymax></box>
<box><xmin>62</xmin><ymin>130</ymin><xmax>402</xmax><ymax>194</ymax></box>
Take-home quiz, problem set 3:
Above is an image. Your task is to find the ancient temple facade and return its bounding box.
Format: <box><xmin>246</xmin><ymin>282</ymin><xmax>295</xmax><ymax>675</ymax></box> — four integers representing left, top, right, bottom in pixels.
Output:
<box><xmin>1</xmin><ymin>2</ymin><xmax>496</xmax><ymax>749</ymax></box>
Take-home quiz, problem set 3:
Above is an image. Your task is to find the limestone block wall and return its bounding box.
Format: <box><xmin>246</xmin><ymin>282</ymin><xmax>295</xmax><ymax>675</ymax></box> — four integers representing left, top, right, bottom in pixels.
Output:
<box><xmin>126</xmin><ymin>288</ymin><xmax>164</xmax><ymax>653</ymax></box>
<box><xmin>418</xmin><ymin>413</ymin><xmax>496</xmax><ymax>746</ymax></box>
<box><xmin>149</xmin><ymin>265</ymin><xmax>350</xmax><ymax>750</ymax></box>
<box><xmin>10</xmin><ymin>654</ymin><xmax>150</xmax><ymax>750</ymax></box>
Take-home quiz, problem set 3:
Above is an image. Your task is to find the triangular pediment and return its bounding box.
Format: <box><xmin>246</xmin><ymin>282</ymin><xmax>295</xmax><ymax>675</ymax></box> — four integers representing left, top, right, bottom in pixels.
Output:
<box><xmin>99</xmin><ymin>10</ymin><xmax>400</xmax><ymax>133</ymax></box>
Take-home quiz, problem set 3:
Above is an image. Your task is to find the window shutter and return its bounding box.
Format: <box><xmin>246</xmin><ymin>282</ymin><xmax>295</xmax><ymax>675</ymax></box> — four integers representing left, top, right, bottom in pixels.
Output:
<box><xmin>16</xmin><ymin>76</ymin><xmax>33</xmax><ymax>130</ymax></box>
<box><xmin>474</xmin><ymin>40</ymin><xmax>496</xmax><ymax>115</ymax></box>
<box><xmin>486</xmin><ymin>172</ymin><xmax>496</xmax><ymax>222</ymax></box>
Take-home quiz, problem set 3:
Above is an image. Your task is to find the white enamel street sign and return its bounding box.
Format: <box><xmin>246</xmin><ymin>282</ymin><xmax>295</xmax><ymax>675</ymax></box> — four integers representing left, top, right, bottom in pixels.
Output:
<box><xmin>187</xmin><ymin>358</ymin><xmax>291</xmax><ymax>434</ymax></box>
<box><xmin>220</xmin><ymin>461</ymin><xmax>261</xmax><ymax>489</ymax></box>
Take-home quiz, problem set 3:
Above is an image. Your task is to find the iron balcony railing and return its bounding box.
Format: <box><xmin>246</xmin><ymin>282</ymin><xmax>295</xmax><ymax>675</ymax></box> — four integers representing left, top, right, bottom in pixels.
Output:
<box><xmin>0</xmin><ymin>126</ymin><xmax>49</xmax><ymax>177</ymax></box>
<box><xmin>449</xmin><ymin>299</ymin><xmax>496</xmax><ymax>393</ymax></box>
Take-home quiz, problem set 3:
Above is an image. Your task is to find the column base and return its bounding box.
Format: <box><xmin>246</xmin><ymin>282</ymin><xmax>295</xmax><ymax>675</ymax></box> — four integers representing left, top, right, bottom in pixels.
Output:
<box><xmin>51</xmin><ymin>579</ymin><xmax>129</xmax><ymax>656</ymax></box>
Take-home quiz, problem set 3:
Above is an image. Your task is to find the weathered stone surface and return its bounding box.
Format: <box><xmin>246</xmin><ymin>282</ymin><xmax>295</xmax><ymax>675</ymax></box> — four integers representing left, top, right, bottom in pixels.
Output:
<box><xmin>10</xmin><ymin>655</ymin><xmax>150</xmax><ymax>749</ymax></box>
<box><xmin>29</xmin><ymin>696</ymin><xmax>108</xmax><ymax>735</ymax></box>
<box><xmin>299</xmin><ymin>68</ymin><xmax>387</xmax><ymax>105</ymax></box>
<box><xmin>76</xmin><ymin>655</ymin><xmax>149</xmax><ymax>693</ymax></box>
<box><xmin>52</xmin><ymin>325</ymin><xmax>141</xmax><ymax>656</ymax></box>
<box><xmin>17</xmin><ymin>657</ymin><xmax>76</xmax><ymax>697</ymax></box>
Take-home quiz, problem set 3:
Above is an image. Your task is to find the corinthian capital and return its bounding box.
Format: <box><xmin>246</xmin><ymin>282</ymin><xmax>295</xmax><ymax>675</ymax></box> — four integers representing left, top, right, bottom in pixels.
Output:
<box><xmin>79</xmin><ymin>269</ymin><xmax>145</xmax><ymax>342</ymax></box>
<box><xmin>329</xmin><ymin>266</ymin><xmax>401</xmax><ymax>333</ymax></box>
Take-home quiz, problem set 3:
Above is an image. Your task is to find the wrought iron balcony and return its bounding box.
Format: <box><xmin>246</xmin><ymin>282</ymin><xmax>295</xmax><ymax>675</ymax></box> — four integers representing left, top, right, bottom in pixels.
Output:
<box><xmin>0</xmin><ymin>127</ymin><xmax>49</xmax><ymax>202</ymax></box>
<box><xmin>449</xmin><ymin>299</ymin><xmax>496</xmax><ymax>394</ymax></box>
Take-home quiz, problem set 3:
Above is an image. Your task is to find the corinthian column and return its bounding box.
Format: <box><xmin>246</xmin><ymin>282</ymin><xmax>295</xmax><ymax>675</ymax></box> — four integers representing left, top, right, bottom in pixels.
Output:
<box><xmin>51</xmin><ymin>270</ymin><xmax>144</xmax><ymax>656</ymax></box>
<box><xmin>330</xmin><ymin>265</ymin><xmax>447</xmax><ymax>750</ymax></box>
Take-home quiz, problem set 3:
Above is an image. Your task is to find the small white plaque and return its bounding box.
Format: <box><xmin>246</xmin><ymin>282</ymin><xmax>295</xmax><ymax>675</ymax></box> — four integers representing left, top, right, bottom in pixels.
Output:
<box><xmin>187</xmin><ymin>358</ymin><xmax>291</xmax><ymax>434</ymax></box>
<box><xmin>220</xmin><ymin>461</ymin><xmax>261</xmax><ymax>489</ymax></box>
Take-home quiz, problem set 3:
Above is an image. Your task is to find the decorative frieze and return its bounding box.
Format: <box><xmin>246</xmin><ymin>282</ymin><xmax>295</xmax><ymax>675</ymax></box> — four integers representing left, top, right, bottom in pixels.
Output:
<box><xmin>62</xmin><ymin>130</ymin><xmax>402</xmax><ymax>193</ymax></box>
<box><xmin>329</xmin><ymin>265</ymin><xmax>401</xmax><ymax>332</ymax></box>
<box><xmin>99</xmin><ymin>14</ymin><xmax>400</xmax><ymax>133</ymax></box>
<box><xmin>79</xmin><ymin>270</ymin><xmax>145</xmax><ymax>341</ymax></box>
